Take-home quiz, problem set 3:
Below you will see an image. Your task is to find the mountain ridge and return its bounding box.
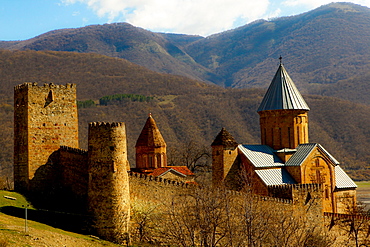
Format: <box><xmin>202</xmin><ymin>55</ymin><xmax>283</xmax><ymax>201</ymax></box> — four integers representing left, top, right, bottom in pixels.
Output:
<box><xmin>0</xmin><ymin>50</ymin><xmax>369</xmax><ymax>180</ymax></box>
<box><xmin>2</xmin><ymin>2</ymin><xmax>370</xmax><ymax>102</ymax></box>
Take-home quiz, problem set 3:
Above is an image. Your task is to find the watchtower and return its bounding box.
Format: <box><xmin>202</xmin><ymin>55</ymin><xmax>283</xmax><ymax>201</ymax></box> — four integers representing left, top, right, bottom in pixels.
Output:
<box><xmin>14</xmin><ymin>83</ymin><xmax>78</xmax><ymax>192</ymax></box>
<box><xmin>211</xmin><ymin>128</ymin><xmax>239</xmax><ymax>186</ymax></box>
<box><xmin>87</xmin><ymin>122</ymin><xmax>130</xmax><ymax>243</ymax></box>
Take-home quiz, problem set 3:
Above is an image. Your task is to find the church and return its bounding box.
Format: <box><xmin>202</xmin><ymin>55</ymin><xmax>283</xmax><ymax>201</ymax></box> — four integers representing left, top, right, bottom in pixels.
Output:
<box><xmin>211</xmin><ymin>61</ymin><xmax>357</xmax><ymax>214</ymax></box>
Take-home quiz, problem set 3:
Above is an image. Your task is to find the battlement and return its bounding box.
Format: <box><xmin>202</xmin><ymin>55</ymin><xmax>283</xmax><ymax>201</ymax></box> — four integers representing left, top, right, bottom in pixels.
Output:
<box><xmin>259</xmin><ymin>195</ymin><xmax>293</xmax><ymax>204</ymax></box>
<box><xmin>324</xmin><ymin>212</ymin><xmax>370</xmax><ymax>220</ymax></box>
<box><xmin>268</xmin><ymin>183</ymin><xmax>323</xmax><ymax>200</ymax></box>
<box><xmin>60</xmin><ymin>146</ymin><xmax>88</xmax><ymax>155</ymax></box>
<box><xmin>89</xmin><ymin>122</ymin><xmax>125</xmax><ymax>128</ymax></box>
<box><xmin>291</xmin><ymin>183</ymin><xmax>323</xmax><ymax>191</ymax></box>
<box><xmin>128</xmin><ymin>171</ymin><xmax>195</xmax><ymax>188</ymax></box>
<box><xmin>268</xmin><ymin>183</ymin><xmax>322</xmax><ymax>192</ymax></box>
<box><xmin>14</xmin><ymin>82</ymin><xmax>76</xmax><ymax>92</ymax></box>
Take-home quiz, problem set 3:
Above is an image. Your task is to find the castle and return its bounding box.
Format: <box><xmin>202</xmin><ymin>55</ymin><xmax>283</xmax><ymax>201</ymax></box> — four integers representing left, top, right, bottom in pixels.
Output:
<box><xmin>13</xmin><ymin>82</ymin><xmax>193</xmax><ymax>243</ymax></box>
<box><xmin>13</xmin><ymin>61</ymin><xmax>357</xmax><ymax>243</ymax></box>
<box><xmin>211</xmin><ymin>61</ymin><xmax>357</xmax><ymax>214</ymax></box>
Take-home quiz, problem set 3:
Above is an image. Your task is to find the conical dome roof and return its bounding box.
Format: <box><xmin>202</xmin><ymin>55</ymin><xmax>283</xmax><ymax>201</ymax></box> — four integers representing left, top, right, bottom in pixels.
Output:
<box><xmin>135</xmin><ymin>114</ymin><xmax>166</xmax><ymax>148</ymax></box>
<box><xmin>211</xmin><ymin>128</ymin><xmax>238</xmax><ymax>148</ymax></box>
<box><xmin>257</xmin><ymin>63</ymin><xmax>310</xmax><ymax>112</ymax></box>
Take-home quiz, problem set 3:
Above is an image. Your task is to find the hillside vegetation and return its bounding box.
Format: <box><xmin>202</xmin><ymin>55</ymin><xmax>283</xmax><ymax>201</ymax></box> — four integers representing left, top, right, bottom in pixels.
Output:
<box><xmin>0</xmin><ymin>50</ymin><xmax>369</xmax><ymax>181</ymax></box>
<box><xmin>1</xmin><ymin>3</ymin><xmax>370</xmax><ymax>105</ymax></box>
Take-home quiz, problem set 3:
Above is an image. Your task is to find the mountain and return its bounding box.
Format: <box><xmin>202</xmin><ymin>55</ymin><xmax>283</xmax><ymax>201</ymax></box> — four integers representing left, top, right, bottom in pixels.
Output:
<box><xmin>0</xmin><ymin>23</ymin><xmax>222</xmax><ymax>84</ymax></box>
<box><xmin>2</xmin><ymin>3</ymin><xmax>370</xmax><ymax>105</ymax></box>
<box><xmin>184</xmin><ymin>2</ymin><xmax>370</xmax><ymax>91</ymax></box>
<box><xmin>0</xmin><ymin>50</ymin><xmax>369</xmax><ymax>181</ymax></box>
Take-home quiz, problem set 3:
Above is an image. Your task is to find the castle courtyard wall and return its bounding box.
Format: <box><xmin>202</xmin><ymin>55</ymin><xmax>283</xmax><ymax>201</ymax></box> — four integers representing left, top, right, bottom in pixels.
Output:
<box><xmin>58</xmin><ymin>146</ymin><xmax>89</xmax><ymax>199</ymax></box>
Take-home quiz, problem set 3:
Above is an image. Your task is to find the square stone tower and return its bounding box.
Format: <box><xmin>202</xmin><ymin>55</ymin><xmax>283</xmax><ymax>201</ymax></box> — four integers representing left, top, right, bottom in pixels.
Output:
<box><xmin>14</xmin><ymin>83</ymin><xmax>79</xmax><ymax>192</ymax></box>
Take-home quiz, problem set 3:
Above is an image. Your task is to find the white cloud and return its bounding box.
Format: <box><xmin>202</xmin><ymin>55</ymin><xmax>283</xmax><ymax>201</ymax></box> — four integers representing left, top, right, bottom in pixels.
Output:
<box><xmin>62</xmin><ymin>0</ymin><xmax>270</xmax><ymax>36</ymax></box>
<box><xmin>61</xmin><ymin>0</ymin><xmax>370</xmax><ymax>36</ymax></box>
<box><xmin>282</xmin><ymin>0</ymin><xmax>370</xmax><ymax>8</ymax></box>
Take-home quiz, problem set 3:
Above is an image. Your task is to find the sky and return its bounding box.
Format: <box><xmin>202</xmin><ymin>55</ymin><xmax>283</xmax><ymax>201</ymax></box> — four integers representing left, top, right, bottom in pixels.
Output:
<box><xmin>1</xmin><ymin>0</ymin><xmax>370</xmax><ymax>41</ymax></box>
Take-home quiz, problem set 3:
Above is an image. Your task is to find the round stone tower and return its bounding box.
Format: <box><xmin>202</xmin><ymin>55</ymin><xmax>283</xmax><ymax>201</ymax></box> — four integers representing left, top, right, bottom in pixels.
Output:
<box><xmin>87</xmin><ymin>122</ymin><xmax>130</xmax><ymax>244</ymax></box>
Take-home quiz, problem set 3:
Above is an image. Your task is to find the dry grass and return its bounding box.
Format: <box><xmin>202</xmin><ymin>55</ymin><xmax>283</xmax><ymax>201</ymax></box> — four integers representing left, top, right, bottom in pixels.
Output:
<box><xmin>0</xmin><ymin>191</ymin><xmax>121</xmax><ymax>247</ymax></box>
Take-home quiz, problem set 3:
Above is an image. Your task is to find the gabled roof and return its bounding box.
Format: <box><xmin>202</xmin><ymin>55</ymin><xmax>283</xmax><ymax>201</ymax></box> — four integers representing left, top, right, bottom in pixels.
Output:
<box><xmin>285</xmin><ymin>143</ymin><xmax>340</xmax><ymax>167</ymax></box>
<box><xmin>211</xmin><ymin>128</ymin><xmax>238</xmax><ymax>147</ymax></box>
<box><xmin>257</xmin><ymin>64</ymin><xmax>310</xmax><ymax>112</ymax></box>
<box><xmin>239</xmin><ymin>143</ymin><xmax>356</xmax><ymax>189</ymax></box>
<box><xmin>238</xmin><ymin>145</ymin><xmax>284</xmax><ymax>168</ymax></box>
<box><xmin>149</xmin><ymin>166</ymin><xmax>194</xmax><ymax>177</ymax></box>
<box><xmin>136</xmin><ymin>114</ymin><xmax>166</xmax><ymax>148</ymax></box>
<box><xmin>255</xmin><ymin>168</ymin><xmax>296</xmax><ymax>186</ymax></box>
<box><xmin>335</xmin><ymin>166</ymin><xmax>357</xmax><ymax>189</ymax></box>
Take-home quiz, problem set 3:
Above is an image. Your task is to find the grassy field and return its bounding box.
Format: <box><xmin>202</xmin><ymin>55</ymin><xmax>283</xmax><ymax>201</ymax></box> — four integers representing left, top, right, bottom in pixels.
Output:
<box><xmin>356</xmin><ymin>181</ymin><xmax>370</xmax><ymax>209</ymax></box>
<box><xmin>0</xmin><ymin>191</ymin><xmax>120</xmax><ymax>247</ymax></box>
<box><xmin>356</xmin><ymin>181</ymin><xmax>370</xmax><ymax>188</ymax></box>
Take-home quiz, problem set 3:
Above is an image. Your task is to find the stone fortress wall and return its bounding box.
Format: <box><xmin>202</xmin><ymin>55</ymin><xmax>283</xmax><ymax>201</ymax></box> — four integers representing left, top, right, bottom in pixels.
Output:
<box><xmin>13</xmin><ymin>82</ymin><xmax>327</xmax><ymax>244</ymax></box>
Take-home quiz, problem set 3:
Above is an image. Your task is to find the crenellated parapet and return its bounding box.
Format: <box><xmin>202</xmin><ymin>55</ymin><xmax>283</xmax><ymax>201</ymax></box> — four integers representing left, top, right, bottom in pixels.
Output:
<box><xmin>259</xmin><ymin>195</ymin><xmax>293</xmax><ymax>204</ymax></box>
<box><xmin>128</xmin><ymin>171</ymin><xmax>195</xmax><ymax>188</ymax></box>
<box><xmin>60</xmin><ymin>145</ymin><xmax>88</xmax><ymax>155</ymax></box>
<box><xmin>324</xmin><ymin>212</ymin><xmax>370</xmax><ymax>220</ymax></box>
<box><xmin>268</xmin><ymin>183</ymin><xmax>323</xmax><ymax>203</ymax></box>
<box><xmin>14</xmin><ymin>82</ymin><xmax>76</xmax><ymax>93</ymax></box>
<box><xmin>89</xmin><ymin>122</ymin><xmax>125</xmax><ymax>128</ymax></box>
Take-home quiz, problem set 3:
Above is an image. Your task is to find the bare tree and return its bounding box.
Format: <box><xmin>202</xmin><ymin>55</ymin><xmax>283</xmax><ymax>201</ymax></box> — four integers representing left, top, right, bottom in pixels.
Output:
<box><xmin>167</xmin><ymin>140</ymin><xmax>211</xmax><ymax>172</ymax></box>
<box><xmin>335</xmin><ymin>202</ymin><xmax>370</xmax><ymax>247</ymax></box>
<box><xmin>130</xmin><ymin>199</ymin><xmax>161</xmax><ymax>244</ymax></box>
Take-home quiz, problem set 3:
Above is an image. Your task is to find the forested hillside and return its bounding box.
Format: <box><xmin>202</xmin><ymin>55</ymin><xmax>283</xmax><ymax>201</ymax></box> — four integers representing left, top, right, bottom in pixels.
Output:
<box><xmin>1</xmin><ymin>3</ymin><xmax>370</xmax><ymax>105</ymax></box>
<box><xmin>0</xmin><ymin>50</ymin><xmax>369</xmax><ymax>181</ymax></box>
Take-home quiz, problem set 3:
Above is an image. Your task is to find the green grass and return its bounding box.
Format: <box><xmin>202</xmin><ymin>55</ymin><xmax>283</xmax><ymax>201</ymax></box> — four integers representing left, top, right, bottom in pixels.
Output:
<box><xmin>0</xmin><ymin>190</ymin><xmax>121</xmax><ymax>246</ymax></box>
<box><xmin>356</xmin><ymin>181</ymin><xmax>370</xmax><ymax>188</ymax></box>
<box><xmin>0</xmin><ymin>191</ymin><xmax>33</xmax><ymax>209</ymax></box>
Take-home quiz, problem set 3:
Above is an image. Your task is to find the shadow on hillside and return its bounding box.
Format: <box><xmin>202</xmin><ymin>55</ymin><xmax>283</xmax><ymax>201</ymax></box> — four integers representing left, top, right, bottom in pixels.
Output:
<box><xmin>0</xmin><ymin>205</ymin><xmax>91</xmax><ymax>234</ymax></box>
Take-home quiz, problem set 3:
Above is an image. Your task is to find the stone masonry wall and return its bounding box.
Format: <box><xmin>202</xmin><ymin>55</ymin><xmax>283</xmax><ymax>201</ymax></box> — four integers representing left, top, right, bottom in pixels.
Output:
<box><xmin>259</xmin><ymin>109</ymin><xmax>309</xmax><ymax>150</ymax></box>
<box><xmin>87</xmin><ymin>122</ymin><xmax>130</xmax><ymax>244</ymax></box>
<box><xmin>129</xmin><ymin>172</ymin><xmax>193</xmax><ymax>205</ymax></box>
<box><xmin>14</xmin><ymin>83</ymin><xmax>79</xmax><ymax>192</ymax></box>
<box><xmin>58</xmin><ymin>146</ymin><xmax>89</xmax><ymax>199</ymax></box>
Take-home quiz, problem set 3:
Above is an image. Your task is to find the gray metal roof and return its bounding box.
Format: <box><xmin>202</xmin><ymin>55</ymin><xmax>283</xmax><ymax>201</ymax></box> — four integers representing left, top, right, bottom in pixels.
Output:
<box><xmin>257</xmin><ymin>64</ymin><xmax>310</xmax><ymax>112</ymax></box>
<box><xmin>335</xmin><ymin>166</ymin><xmax>357</xmax><ymax>189</ymax></box>
<box><xmin>255</xmin><ymin>168</ymin><xmax>296</xmax><ymax>186</ymax></box>
<box><xmin>285</xmin><ymin>143</ymin><xmax>340</xmax><ymax>167</ymax></box>
<box><xmin>238</xmin><ymin>145</ymin><xmax>284</xmax><ymax>168</ymax></box>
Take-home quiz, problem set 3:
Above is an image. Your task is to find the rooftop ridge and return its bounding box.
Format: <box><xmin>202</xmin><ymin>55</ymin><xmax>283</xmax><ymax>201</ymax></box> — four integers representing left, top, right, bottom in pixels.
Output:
<box><xmin>128</xmin><ymin>171</ymin><xmax>195</xmax><ymax>188</ymax></box>
<box><xmin>60</xmin><ymin>145</ymin><xmax>88</xmax><ymax>155</ymax></box>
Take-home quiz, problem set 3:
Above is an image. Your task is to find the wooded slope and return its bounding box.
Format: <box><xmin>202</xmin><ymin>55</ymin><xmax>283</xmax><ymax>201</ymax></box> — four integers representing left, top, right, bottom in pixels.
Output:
<box><xmin>0</xmin><ymin>50</ymin><xmax>369</xmax><ymax>180</ymax></box>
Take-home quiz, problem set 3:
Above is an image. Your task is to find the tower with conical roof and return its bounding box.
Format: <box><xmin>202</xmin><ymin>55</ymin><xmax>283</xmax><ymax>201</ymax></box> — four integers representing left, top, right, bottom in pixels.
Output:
<box><xmin>258</xmin><ymin>60</ymin><xmax>310</xmax><ymax>151</ymax></box>
<box><xmin>135</xmin><ymin>114</ymin><xmax>167</xmax><ymax>171</ymax></box>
